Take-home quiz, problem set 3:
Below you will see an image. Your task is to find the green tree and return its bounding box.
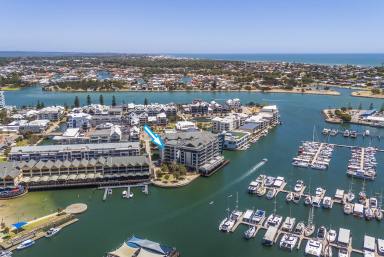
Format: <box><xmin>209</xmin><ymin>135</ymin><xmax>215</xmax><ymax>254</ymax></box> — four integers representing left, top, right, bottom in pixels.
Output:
<box><xmin>74</xmin><ymin>96</ymin><xmax>80</xmax><ymax>108</ymax></box>
<box><xmin>86</xmin><ymin>95</ymin><xmax>92</xmax><ymax>106</ymax></box>
<box><xmin>99</xmin><ymin>94</ymin><xmax>104</xmax><ymax>105</ymax></box>
<box><xmin>161</xmin><ymin>164</ymin><xmax>169</xmax><ymax>173</ymax></box>
<box><xmin>144</xmin><ymin>97</ymin><xmax>149</xmax><ymax>106</ymax></box>
<box><xmin>112</xmin><ymin>95</ymin><xmax>117</xmax><ymax>106</ymax></box>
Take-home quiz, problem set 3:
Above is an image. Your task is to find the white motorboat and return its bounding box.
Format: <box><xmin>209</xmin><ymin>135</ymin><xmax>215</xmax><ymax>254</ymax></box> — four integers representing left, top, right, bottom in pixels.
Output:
<box><xmin>322</xmin><ymin>197</ymin><xmax>333</xmax><ymax>208</ymax></box>
<box><xmin>304</xmin><ymin>195</ymin><xmax>312</xmax><ymax>205</ymax></box>
<box><xmin>294</xmin><ymin>180</ymin><xmax>304</xmax><ymax>192</ymax></box>
<box><xmin>375</xmin><ymin>208</ymin><xmax>383</xmax><ymax>221</ymax></box>
<box><xmin>279</xmin><ymin>233</ymin><xmax>298</xmax><ymax>251</ymax></box>
<box><xmin>265</xmin><ymin>214</ymin><xmax>283</xmax><ymax>228</ymax></box>
<box><xmin>45</xmin><ymin>227</ymin><xmax>61</xmax><ymax>238</ymax></box>
<box><xmin>266</xmin><ymin>188</ymin><xmax>277</xmax><ymax>199</ymax></box>
<box><xmin>219</xmin><ymin>217</ymin><xmax>235</xmax><ymax>232</ymax></box>
<box><xmin>345</xmin><ymin>191</ymin><xmax>355</xmax><ymax>202</ymax></box>
<box><xmin>251</xmin><ymin>209</ymin><xmax>266</xmax><ymax>224</ymax></box>
<box><xmin>305</xmin><ymin>239</ymin><xmax>322</xmax><ymax>257</ymax></box>
<box><xmin>304</xmin><ymin>224</ymin><xmax>315</xmax><ymax>237</ymax></box>
<box><xmin>244</xmin><ymin>225</ymin><xmax>256</xmax><ymax>239</ymax></box>
<box><xmin>294</xmin><ymin>222</ymin><xmax>305</xmax><ymax>235</ymax></box>
<box><xmin>293</xmin><ymin>193</ymin><xmax>301</xmax><ymax>204</ymax></box>
<box><xmin>364</xmin><ymin>208</ymin><xmax>375</xmax><ymax>220</ymax></box>
<box><xmin>16</xmin><ymin>239</ymin><xmax>35</xmax><ymax>250</ymax></box>
<box><xmin>107</xmin><ymin>188</ymin><xmax>112</xmax><ymax>195</ymax></box>
<box><xmin>326</xmin><ymin>229</ymin><xmax>337</xmax><ymax>242</ymax></box>
<box><xmin>344</xmin><ymin>203</ymin><xmax>353</xmax><ymax>215</ymax></box>
<box><xmin>122</xmin><ymin>190</ymin><xmax>134</xmax><ymax>199</ymax></box>
<box><xmin>315</xmin><ymin>187</ymin><xmax>324</xmax><ymax>197</ymax></box>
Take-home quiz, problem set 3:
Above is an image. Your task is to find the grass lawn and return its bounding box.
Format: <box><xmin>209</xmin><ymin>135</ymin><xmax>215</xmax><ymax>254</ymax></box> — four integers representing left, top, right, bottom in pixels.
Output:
<box><xmin>0</xmin><ymin>86</ymin><xmax>21</xmax><ymax>91</ymax></box>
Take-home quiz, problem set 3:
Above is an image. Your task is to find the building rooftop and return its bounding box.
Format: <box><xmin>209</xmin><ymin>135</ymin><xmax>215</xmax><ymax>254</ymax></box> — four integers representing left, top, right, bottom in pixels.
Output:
<box><xmin>10</xmin><ymin>142</ymin><xmax>139</xmax><ymax>154</ymax></box>
<box><xmin>163</xmin><ymin>131</ymin><xmax>218</xmax><ymax>148</ymax></box>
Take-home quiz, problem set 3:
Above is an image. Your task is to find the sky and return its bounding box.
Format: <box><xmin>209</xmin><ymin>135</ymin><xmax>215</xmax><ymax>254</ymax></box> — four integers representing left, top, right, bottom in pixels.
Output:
<box><xmin>0</xmin><ymin>0</ymin><xmax>383</xmax><ymax>53</ymax></box>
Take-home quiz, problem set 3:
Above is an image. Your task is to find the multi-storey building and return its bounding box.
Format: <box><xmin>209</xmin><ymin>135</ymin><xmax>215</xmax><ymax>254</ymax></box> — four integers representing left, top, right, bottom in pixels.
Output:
<box><xmin>8</xmin><ymin>142</ymin><xmax>140</xmax><ymax>162</ymax></box>
<box><xmin>38</xmin><ymin>106</ymin><xmax>65</xmax><ymax>121</ymax></box>
<box><xmin>161</xmin><ymin>131</ymin><xmax>225</xmax><ymax>175</ymax></box>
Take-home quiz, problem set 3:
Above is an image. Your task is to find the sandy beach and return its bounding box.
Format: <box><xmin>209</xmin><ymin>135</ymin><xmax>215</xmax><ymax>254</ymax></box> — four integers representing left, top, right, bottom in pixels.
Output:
<box><xmin>351</xmin><ymin>91</ymin><xmax>384</xmax><ymax>99</ymax></box>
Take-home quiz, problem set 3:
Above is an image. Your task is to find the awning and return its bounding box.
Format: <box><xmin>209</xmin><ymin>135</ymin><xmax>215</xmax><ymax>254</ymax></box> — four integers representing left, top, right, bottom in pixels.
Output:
<box><xmin>12</xmin><ymin>221</ymin><xmax>27</xmax><ymax>230</ymax></box>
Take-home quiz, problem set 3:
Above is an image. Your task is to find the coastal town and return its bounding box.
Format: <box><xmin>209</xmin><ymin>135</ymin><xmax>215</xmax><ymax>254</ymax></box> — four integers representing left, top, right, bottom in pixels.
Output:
<box><xmin>1</xmin><ymin>56</ymin><xmax>384</xmax><ymax>97</ymax></box>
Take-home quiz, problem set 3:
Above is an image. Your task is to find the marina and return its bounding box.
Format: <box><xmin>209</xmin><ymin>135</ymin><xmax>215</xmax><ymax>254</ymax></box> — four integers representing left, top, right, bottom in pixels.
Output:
<box><xmin>218</xmin><ymin>206</ymin><xmax>384</xmax><ymax>257</ymax></box>
<box><xmin>248</xmin><ymin>175</ymin><xmax>384</xmax><ymax>220</ymax></box>
<box><xmin>346</xmin><ymin>147</ymin><xmax>377</xmax><ymax>180</ymax></box>
<box><xmin>292</xmin><ymin>141</ymin><xmax>334</xmax><ymax>170</ymax></box>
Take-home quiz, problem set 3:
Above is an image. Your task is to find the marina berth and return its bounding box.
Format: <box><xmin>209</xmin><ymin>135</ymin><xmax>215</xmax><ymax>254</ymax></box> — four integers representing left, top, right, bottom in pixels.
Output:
<box><xmin>337</xmin><ymin>228</ymin><xmax>351</xmax><ymax>248</ymax></box>
<box><xmin>279</xmin><ymin>234</ymin><xmax>298</xmax><ymax>251</ymax></box>
<box><xmin>363</xmin><ymin>235</ymin><xmax>376</xmax><ymax>255</ymax></box>
<box><xmin>262</xmin><ymin>226</ymin><xmax>278</xmax><ymax>246</ymax></box>
<box><xmin>305</xmin><ymin>239</ymin><xmax>322</xmax><ymax>257</ymax></box>
<box><xmin>292</xmin><ymin>141</ymin><xmax>334</xmax><ymax>170</ymax></box>
<box><xmin>281</xmin><ymin>217</ymin><xmax>296</xmax><ymax>232</ymax></box>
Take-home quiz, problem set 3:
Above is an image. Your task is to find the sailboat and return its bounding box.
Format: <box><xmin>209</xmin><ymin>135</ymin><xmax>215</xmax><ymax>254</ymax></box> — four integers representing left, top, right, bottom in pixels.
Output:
<box><xmin>304</xmin><ymin>181</ymin><xmax>312</xmax><ymax>206</ymax></box>
<box><xmin>345</xmin><ymin>177</ymin><xmax>355</xmax><ymax>202</ymax></box>
<box><xmin>375</xmin><ymin>192</ymin><xmax>383</xmax><ymax>221</ymax></box>
<box><xmin>244</xmin><ymin>207</ymin><xmax>256</xmax><ymax>239</ymax></box>
<box><xmin>304</xmin><ymin>206</ymin><xmax>315</xmax><ymax>237</ymax></box>
<box><xmin>358</xmin><ymin>179</ymin><xmax>367</xmax><ymax>205</ymax></box>
<box><xmin>265</xmin><ymin>198</ymin><xmax>283</xmax><ymax>228</ymax></box>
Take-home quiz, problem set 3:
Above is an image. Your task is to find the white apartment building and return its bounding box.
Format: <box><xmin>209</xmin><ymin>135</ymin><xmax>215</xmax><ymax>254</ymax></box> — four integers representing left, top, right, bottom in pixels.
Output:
<box><xmin>67</xmin><ymin>113</ymin><xmax>92</xmax><ymax>129</ymax></box>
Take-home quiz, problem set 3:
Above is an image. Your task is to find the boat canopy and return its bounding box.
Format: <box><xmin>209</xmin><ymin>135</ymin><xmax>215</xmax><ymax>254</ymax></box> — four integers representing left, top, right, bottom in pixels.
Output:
<box><xmin>127</xmin><ymin>236</ymin><xmax>173</xmax><ymax>255</ymax></box>
<box><xmin>108</xmin><ymin>243</ymin><xmax>138</xmax><ymax>257</ymax></box>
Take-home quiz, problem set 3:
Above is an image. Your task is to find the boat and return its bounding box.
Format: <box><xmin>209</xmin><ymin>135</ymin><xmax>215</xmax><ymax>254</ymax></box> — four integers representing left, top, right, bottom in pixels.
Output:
<box><xmin>293</xmin><ymin>193</ymin><xmax>301</xmax><ymax>204</ymax></box>
<box><xmin>343</xmin><ymin>203</ymin><xmax>353</xmax><ymax>215</ymax></box>
<box><xmin>330</xmin><ymin>129</ymin><xmax>338</xmax><ymax>136</ymax></box>
<box><xmin>369</xmin><ymin>197</ymin><xmax>378</xmax><ymax>209</ymax></box>
<box><xmin>315</xmin><ymin>187</ymin><xmax>324</xmax><ymax>197</ymax></box>
<box><xmin>364</xmin><ymin>208</ymin><xmax>375</xmax><ymax>220</ymax></box>
<box><xmin>322</xmin><ymin>196</ymin><xmax>333</xmax><ymax>208</ymax></box>
<box><xmin>286</xmin><ymin>192</ymin><xmax>293</xmax><ymax>202</ymax></box>
<box><xmin>244</xmin><ymin>225</ymin><xmax>256</xmax><ymax>239</ymax></box>
<box><xmin>281</xmin><ymin>217</ymin><xmax>296</xmax><ymax>232</ymax></box>
<box><xmin>0</xmin><ymin>251</ymin><xmax>12</xmax><ymax>257</ymax></box>
<box><xmin>266</xmin><ymin>188</ymin><xmax>277</xmax><ymax>199</ymax></box>
<box><xmin>279</xmin><ymin>233</ymin><xmax>298</xmax><ymax>251</ymax></box>
<box><xmin>265</xmin><ymin>176</ymin><xmax>275</xmax><ymax>187</ymax></box>
<box><xmin>248</xmin><ymin>181</ymin><xmax>260</xmax><ymax>194</ymax></box>
<box><xmin>16</xmin><ymin>239</ymin><xmax>35</xmax><ymax>250</ymax></box>
<box><xmin>107</xmin><ymin>188</ymin><xmax>112</xmax><ymax>195</ymax></box>
<box><xmin>326</xmin><ymin>229</ymin><xmax>337</xmax><ymax>242</ymax></box>
<box><xmin>304</xmin><ymin>207</ymin><xmax>315</xmax><ymax>237</ymax></box>
<box><xmin>305</xmin><ymin>239</ymin><xmax>322</xmax><ymax>257</ymax></box>
<box><xmin>316</xmin><ymin>226</ymin><xmax>327</xmax><ymax>240</ymax></box>
<box><xmin>219</xmin><ymin>217</ymin><xmax>235</xmax><ymax>232</ymax></box>
<box><xmin>343</xmin><ymin>130</ymin><xmax>350</xmax><ymax>137</ymax></box>
<box><xmin>122</xmin><ymin>190</ymin><xmax>134</xmax><ymax>199</ymax></box>
<box><xmin>294</xmin><ymin>180</ymin><xmax>304</xmax><ymax>192</ymax></box>
<box><xmin>350</xmin><ymin>130</ymin><xmax>357</xmax><ymax>138</ymax></box>
<box><xmin>294</xmin><ymin>221</ymin><xmax>305</xmax><ymax>235</ymax></box>
<box><xmin>256</xmin><ymin>186</ymin><xmax>267</xmax><ymax>196</ymax></box>
<box><xmin>375</xmin><ymin>208</ymin><xmax>383</xmax><ymax>221</ymax></box>
<box><xmin>322</xmin><ymin>128</ymin><xmax>330</xmax><ymax>135</ymax></box>
<box><xmin>312</xmin><ymin>197</ymin><xmax>322</xmax><ymax>208</ymax></box>
<box><xmin>304</xmin><ymin>195</ymin><xmax>312</xmax><ymax>205</ymax></box>
<box><xmin>346</xmin><ymin>191</ymin><xmax>355</xmax><ymax>203</ymax></box>
<box><xmin>45</xmin><ymin>227</ymin><xmax>61</xmax><ymax>238</ymax></box>
<box><xmin>265</xmin><ymin>214</ymin><xmax>283</xmax><ymax>228</ymax></box>
<box><xmin>251</xmin><ymin>209</ymin><xmax>266</xmax><ymax>224</ymax></box>
<box><xmin>338</xmin><ymin>248</ymin><xmax>350</xmax><ymax>257</ymax></box>
<box><xmin>292</xmin><ymin>160</ymin><xmax>309</xmax><ymax>168</ymax></box>
<box><xmin>364</xmin><ymin>130</ymin><xmax>370</xmax><ymax>136</ymax></box>
<box><xmin>323</xmin><ymin>245</ymin><xmax>333</xmax><ymax>257</ymax></box>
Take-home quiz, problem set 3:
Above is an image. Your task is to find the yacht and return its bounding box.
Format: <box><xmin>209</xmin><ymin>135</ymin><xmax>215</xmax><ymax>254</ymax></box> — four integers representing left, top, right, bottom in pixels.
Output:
<box><xmin>265</xmin><ymin>176</ymin><xmax>275</xmax><ymax>187</ymax></box>
<box><xmin>305</xmin><ymin>239</ymin><xmax>322</xmax><ymax>257</ymax></box>
<box><xmin>45</xmin><ymin>227</ymin><xmax>61</xmax><ymax>238</ymax></box>
<box><xmin>248</xmin><ymin>181</ymin><xmax>260</xmax><ymax>194</ymax></box>
<box><xmin>304</xmin><ymin>195</ymin><xmax>313</xmax><ymax>205</ymax></box>
<box><xmin>350</xmin><ymin>131</ymin><xmax>357</xmax><ymax>138</ymax></box>
<box><xmin>326</xmin><ymin>229</ymin><xmax>337</xmax><ymax>242</ymax></box>
<box><xmin>0</xmin><ymin>251</ymin><xmax>12</xmax><ymax>257</ymax></box>
<box><xmin>251</xmin><ymin>209</ymin><xmax>266</xmax><ymax>224</ymax></box>
<box><xmin>107</xmin><ymin>188</ymin><xmax>113</xmax><ymax>195</ymax></box>
<box><xmin>16</xmin><ymin>239</ymin><xmax>35</xmax><ymax>250</ymax></box>
<box><xmin>343</xmin><ymin>130</ymin><xmax>350</xmax><ymax>137</ymax></box>
<box><xmin>265</xmin><ymin>213</ymin><xmax>283</xmax><ymax>228</ymax></box>
<box><xmin>322</xmin><ymin>128</ymin><xmax>330</xmax><ymax>135</ymax></box>
<box><xmin>369</xmin><ymin>197</ymin><xmax>378</xmax><ymax>209</ymax></box>
<box><xmin>345</xmin><ymin>191</ymin><xmax>355</xmax><ymax>203</ymax></box>
<box><xmin>219</xmin><ymin>217</ymin><xmax>235</xmax><ymax>232</ymax></box>
<box><xmin>322</xmin><ymin>196</ymin><xmax>333</xmax><ymax>208</ymax></box>
<box><xmin>293</xmin><ymin>193</ymin><xmax>301</xmax><ymax>204</ymax></box>
<box><xmin>279</xmin><ymin>234</ymin><xmax>298</xmax><ymax>251</ymax></box>
<box><xmin>364</xmin><ymin>208</ymin><xmax>375</xmax><ymax>220</ymax></box>
<box><xmin>375</xmin><ymin>208</ymin><xmax>383</xmax><ymax>221</ymax></box>
<box><xmin>266</xmin><ymin>188</ymin><xmax>277</xmax><ymax>199</ymax></box>
<box><xmin>256</xmin><ymin>186</ymin><xmax>267</xmax><ymax>196</ymax></box>
<box><xmin>294</xmin><ymin>180</ymin><xmax>304</xmax><ymax>192</ymax></box>
<box><xmin>292</xmin><ymin>160</ymin><xmax>309</xmax><ymax>168</ymax></box>
<box><xmin>315</xmin><ymin>187</ymin><xmax>324</xmax><ymax>197</ymax></box>
<box><xmin>244</xmin><ymin>225</ymin><xmax>256</xmax><ymax>239</ymax></box>
<box><xmin>286</xmin><ymin>192</ymin><xmax>293</xmax><ymax>202</ymax></box>
<box><xmin>281</xmin><ymin>217</ymin><xmax>296</xmax><ymax>232</ymax></box>
<box><xmin>294</xmin><ymin>222</ymin><xmax>305</xmax><ymax>235</ymax></box>
<box><xmin>344</xmin><ymin>203</ymin><xmax>353</xmax><ymax>215</ymax></box>
<box><xmin>312</xmin><ymin>197</ymin><xmax>322</xmax><ymax>208</ymax></box>
<box><xmin>330</xmin><ymin>129</ymin><xmax>338</xmax><ymax>136</ymax></box>
<box><xmin>316</xmin><ymin>226</ymin><xmax>327</xmax><ymax>240</ymax></box>
<box><xmin>338</xmin><ymin>248</ymin><xmax>350</xmax><ymax>257</ymax></box>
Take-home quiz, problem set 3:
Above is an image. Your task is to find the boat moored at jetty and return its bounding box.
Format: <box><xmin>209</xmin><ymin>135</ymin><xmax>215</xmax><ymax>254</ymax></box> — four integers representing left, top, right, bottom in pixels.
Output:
<box><xmin>305</xmin><ymin>239</ymin><xmax>322</xmax><ymax>257</ymax></box>
<box><xmin>16</xmin><ymin>239</ymin><xmax>35</xmax><ymax>250</ymax></box>
<box><xmin>45</xmin><ymin>227</ymin><xmax>61</xmax><ymax>238</ymax></box>
<box><xmin>279</xmin><ymin>233</ymin><xmax>298</xmax><ymax>251</ymax></box>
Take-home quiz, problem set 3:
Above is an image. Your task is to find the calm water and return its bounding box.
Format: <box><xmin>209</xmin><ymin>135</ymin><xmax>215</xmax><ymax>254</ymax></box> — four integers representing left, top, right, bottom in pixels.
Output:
<box><xmin>170</xmin><ymin>53</ymin><xmax>384</xmax><ymax>66</ymax></box>
<box><xmin>1</xmin><ymin>52</ymin><xmax>383</xmax><ymax>66</ymax></box>
<box><xmin>3</xmin><ymin>87</ymin><xmax>384</xmax><ymax>257</ymax></box>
